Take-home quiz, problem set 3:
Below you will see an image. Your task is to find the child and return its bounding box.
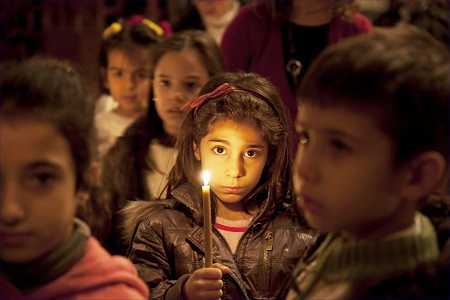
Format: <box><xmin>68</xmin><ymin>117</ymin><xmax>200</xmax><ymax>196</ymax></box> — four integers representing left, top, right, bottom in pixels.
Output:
<box><xmin>99</xmin><ymin>30</ymin><xmax>223</xmax><ymax>254</ymax></box>
<box><xmin>0</xmin><ymin>58</ymin><xmax>149</xmax><ymax>299</ymax></box>
<box><xmin>222</xmin><ymin>0</ymin><xmax>372</xmax><ymax>128</ymax></box>
<box><xmin>285</xmin><ymin>24</ymin><xmax>449</xmax><ymax>299</ymax></box>
<box><xmin>96</xmin><ymin>15</ymin><xmax>165</xmax><ymax>158</ymax></box>
<box><xmin>124</xmin><ymin>72</ymin><xmax>317</xmax><ymax>299</ymax></box>
<box><xmin>173</xmin><ymin>0</ymin><xmax>241</xmax><ymax>45</ymax></box>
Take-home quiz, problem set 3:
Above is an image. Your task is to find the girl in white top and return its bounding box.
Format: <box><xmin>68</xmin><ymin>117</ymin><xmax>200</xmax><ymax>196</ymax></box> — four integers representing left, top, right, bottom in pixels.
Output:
<box><xmin>95</xmin><ymin>15</ymin><xmax>165</xmax><ymax>159</ymax></box>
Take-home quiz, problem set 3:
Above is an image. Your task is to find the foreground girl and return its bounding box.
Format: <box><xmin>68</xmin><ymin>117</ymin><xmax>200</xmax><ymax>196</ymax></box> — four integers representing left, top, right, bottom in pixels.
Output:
<box><xmin>124</xmin><ymin>72</ymin><xmax>316</xmax><ymax>299</ymax></box>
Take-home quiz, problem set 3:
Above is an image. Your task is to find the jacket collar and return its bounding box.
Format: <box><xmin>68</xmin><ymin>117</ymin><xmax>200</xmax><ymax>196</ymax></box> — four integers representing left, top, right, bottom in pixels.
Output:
<box><xmin>170</xmin><ymin>181</ymin><xmax>274</xmax><ymax>224</ymax></box>
<box><xmin>170</xmin><ymin>183</ymin><xmax>204</xmax><ymax>223</ymax></box>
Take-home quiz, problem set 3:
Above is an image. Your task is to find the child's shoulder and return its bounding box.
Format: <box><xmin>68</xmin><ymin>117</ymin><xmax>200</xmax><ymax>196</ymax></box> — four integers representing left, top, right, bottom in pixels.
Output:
<box><xmin>121</xmin><ymin>198</ymin><xmax>191</xmax><ymax>241</ymax></box>
<box><xmin>271</xmin><ymin>202</ymin><xmax>314</xmax><ymax>228</ymax></box>
<box><xmin>52</xmin><ymin>237</ymin><xmax>149</xmax><ymax>299</ymax></box>
<box><xmin>264</xmin><ymin>204</ymin><xmax>318</xmax><ymax>245</ymax></box>
<box><xmin>96</xmin><ymin>110</ymin><xmax>132</xmax><ymax>126</ymax></box>
<box><xmin>366</xmin><ymin>251</ymin><xmax>449</xmax><ymax>299</ymax></box>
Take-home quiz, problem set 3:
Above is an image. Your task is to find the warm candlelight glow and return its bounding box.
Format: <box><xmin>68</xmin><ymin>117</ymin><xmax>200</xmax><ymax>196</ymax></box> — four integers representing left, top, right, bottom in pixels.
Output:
<box><xmin>201</xmin><ymin>169</ymin><xmax>213</xmax><ymax>267</ymax></box>
<box><xmin>202</xmin><ymin>170</ymin><xmax>210</xmax><ymax>186</ymax></box>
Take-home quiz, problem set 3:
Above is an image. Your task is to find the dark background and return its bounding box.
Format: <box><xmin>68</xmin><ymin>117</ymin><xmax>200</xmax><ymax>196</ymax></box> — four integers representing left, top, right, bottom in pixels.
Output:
<box><xmin>0</xmin><ymin>0</ymin><xmax>191</xmax><ymax>96</ymax></box>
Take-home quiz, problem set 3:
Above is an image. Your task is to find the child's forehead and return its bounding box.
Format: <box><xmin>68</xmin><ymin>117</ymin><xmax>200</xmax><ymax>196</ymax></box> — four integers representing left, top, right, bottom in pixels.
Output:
<box><xmin>297</xmin><ymin>103</ymin><xmax>388</xmax><ymax>141</ymax></box>
<box><xmin>208</xmin><ymin>118</ymin><xmax>257</xmax><ymax>133</ymax></box>
<box><xmin>204</xmin><ymin>118</ymin><xmax>266</xmax><ymax>143</ymax></box>
<box><xmin>298</xmin><ymin>102</ymin><xmax>381</xmax><ymax>125</ymax></box>
<box><xmin>0</xmin><ymin>117</ymin><xmax>72</xmax><ymax>163</ymax></box>
<box><xmin>108</xmin><ymin>47</ymin><xmax>151</xmax><ymax>65</ymax></box>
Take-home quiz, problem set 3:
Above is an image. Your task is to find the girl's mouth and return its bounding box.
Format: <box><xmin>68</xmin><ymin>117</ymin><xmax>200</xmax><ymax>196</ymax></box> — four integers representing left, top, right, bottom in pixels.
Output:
<box><xmin>222</xmin><ymin>186</ymin><xmax>245</xmax><ymax>194</ymax></box>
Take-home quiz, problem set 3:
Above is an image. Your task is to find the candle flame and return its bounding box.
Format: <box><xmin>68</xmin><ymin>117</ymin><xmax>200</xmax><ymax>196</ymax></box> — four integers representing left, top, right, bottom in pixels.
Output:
<box><xmin>201</xmin><ymin>170</ymin><xmax>210</xmax><ymax>186</ymax></box>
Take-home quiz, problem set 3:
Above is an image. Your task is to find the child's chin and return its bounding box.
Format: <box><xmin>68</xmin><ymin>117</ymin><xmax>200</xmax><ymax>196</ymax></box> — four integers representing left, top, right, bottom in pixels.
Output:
<box><xmin>0</xmin><ymin>249</ymin><xmax>35</xmax><ymax>264</ymax></box>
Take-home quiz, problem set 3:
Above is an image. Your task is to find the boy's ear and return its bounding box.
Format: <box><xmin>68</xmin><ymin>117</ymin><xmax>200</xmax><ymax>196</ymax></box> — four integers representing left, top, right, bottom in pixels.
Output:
<box><xmin>193</xmin><ymin>142</ymin><xmax>200</xmax><ymax>161</ymax></box>
<box><xmin>401</xmin><ymin>151</ymin><xmax>446</xmax><ymax>202</ymax></box>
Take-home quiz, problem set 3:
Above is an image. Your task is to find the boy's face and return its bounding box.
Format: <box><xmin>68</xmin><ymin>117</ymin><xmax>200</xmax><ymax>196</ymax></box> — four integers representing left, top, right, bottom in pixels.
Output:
<box><xmin>195</xmin><ymin>119</ymin><xmax>268</xmax><ymax>218</ymax></box>
<box><xmin>0</xmin><ymin>118</ymin><xmax>77</xmax><ymax>263</ymax></box>
<box><xmin>293</xmin><ymin>103</ymin><xmax>410</xmax><ymax>238</ymax></box>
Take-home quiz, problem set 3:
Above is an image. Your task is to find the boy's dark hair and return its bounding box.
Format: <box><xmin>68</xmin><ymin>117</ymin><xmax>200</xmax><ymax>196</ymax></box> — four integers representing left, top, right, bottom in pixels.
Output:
<box><xmin>298</xmin><ymin>24</ymin><xmax>449</xmax><ymax>167</ymax></box>
<box><xmin>0</xmin><ymin>58</ymin><xmax>94</xmax><ymax>191</ymax></box>
<box><xmin>168</xmin><ymin>72</ymin><xmax>292</xmax><ymax>215</ymax></box>
<box><xmin>408</xmin><ymin>0</ymin><xmax>449</xmax><ymax>49</ymax></box>
<box><xmin>98</xmin><ymin>16</ymin><xmax>163</xmax><ymax>94</ymax></box>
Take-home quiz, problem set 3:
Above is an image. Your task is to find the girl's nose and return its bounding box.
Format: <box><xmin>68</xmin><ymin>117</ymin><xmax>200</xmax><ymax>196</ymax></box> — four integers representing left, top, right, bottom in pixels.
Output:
<box><xmin>125</xmin><ymin>74</ymin><xmax>138</xmax><ymax>90</ymax></box>
<box><xmin>169</xmin><ymin>87</ymin><xmax>186</xmax><ymax>104</ymax></box>
<box><xmin>226</xmin><ymin>155</ymin><xmax>245</xmax><ymax>178</ymax></box>
<box><xmin>0</xmin><ymin>183</ymin><xmax>25</xmax><ymax>226</ymax></box>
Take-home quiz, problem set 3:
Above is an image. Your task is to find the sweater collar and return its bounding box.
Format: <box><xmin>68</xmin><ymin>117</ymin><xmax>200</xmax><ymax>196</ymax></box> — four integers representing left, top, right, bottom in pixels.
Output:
<box><xmin>0</xmin><ymin>219</ymin><xmax>90</xmax><ymax>292</ymax></box>
<box><xmin>308</xmin><ymin>213</ymin><xmax>439</xmax><ymax>283</ymax></box>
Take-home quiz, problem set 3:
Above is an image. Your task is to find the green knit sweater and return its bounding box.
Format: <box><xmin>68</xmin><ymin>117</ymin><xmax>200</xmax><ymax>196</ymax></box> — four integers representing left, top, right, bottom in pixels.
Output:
<box><xmin>290</xmin><ymin>213</ymin><xmax>439</xmax><ymax>300</ymax></box>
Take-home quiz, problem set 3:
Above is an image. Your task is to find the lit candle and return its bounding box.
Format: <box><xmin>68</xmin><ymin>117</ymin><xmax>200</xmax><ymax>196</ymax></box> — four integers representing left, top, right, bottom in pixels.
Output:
<box><xmin>201</xmin><ymin>170</ymin><xmax>213</xmax><ymax>267</ymax></box>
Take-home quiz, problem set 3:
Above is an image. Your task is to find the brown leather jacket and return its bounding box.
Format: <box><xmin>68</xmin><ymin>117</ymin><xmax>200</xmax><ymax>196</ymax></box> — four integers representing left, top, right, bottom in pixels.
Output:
<box><xmin>127</xmin><ymin>183</ymin><xmax>317</xmax><ymax>300</ymax></box>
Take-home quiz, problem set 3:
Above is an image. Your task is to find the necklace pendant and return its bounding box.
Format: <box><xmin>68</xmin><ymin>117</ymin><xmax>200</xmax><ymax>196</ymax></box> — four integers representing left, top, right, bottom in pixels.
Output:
<box><xmin>286</xmin><ymin>59</ymin><xmax>303</xmax><ymax>86</ymax></box>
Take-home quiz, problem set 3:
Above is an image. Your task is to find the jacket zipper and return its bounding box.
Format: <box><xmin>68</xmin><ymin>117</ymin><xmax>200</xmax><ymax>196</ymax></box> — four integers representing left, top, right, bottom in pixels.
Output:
<box><xmin>264</xmin><ymin>231</ymin><xmax>273</xmax><ymax>293</ymax></box>
<box><xmin>212</xmin><ymin>226</ymin><xmax>251</xmax><ymax>300</ymax></box>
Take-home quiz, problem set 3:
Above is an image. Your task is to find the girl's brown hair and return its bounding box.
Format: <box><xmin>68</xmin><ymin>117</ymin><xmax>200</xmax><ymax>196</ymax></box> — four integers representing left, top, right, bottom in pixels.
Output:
<box><xmin>150</xmin><ymin>29</ymin><xmax>223</xmax><ymax>78</ymax></box>
<box><xmin>168</xmin><ymin>72</ymin><xmax>292</xmax><ymax>215</ymax></box>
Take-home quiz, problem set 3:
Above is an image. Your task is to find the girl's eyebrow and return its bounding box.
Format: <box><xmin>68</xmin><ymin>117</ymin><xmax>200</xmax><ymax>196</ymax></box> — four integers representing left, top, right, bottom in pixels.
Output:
<box><xmin>184</xmin><ymin>75</ymin><xmax>202</xmax><ymax>79</ymax></box>
<box><xmin>207</xmin><ymin>139</ymin><xmax>266</xmax><ymax>149</ymax></box>
<box><xmin>24</xmin><ymin>160</ymin><xmax>64</xmax><ymax>171</ymax></box>
<box><xmin>109</xmin><ymin>66</ymin><xmax>149</xmax><ymax>72</ymax></box>
<box><xmin>157</xmin><ymin>73</ymin><xmax>202</xmax><ymax>79</ymax></box>
<box><xmin>207</xmin><ymin>138</ymin><xmax>229</xmax><ymax>144</ymax></box>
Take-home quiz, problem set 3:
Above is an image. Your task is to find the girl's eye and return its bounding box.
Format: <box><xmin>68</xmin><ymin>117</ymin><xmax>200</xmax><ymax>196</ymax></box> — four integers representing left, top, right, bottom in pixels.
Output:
<box><xmin>110</xmin><ymin>70</ymin><xmax>123</xmax><ymax>78</ymax></box>
<box><xmin>244</xmin><ymin>150</ymin><xmax>258</xmax><ymax>158</ymax></box>
<box><xmin>159</xmin><ymin>79</ymin><xmax>170</xmax><ymax>87</ymax></box>
<box><xmin>298</xmin><ymin>131</ymin><xmax>310</xmax><ymax>146</ymax></box>
<box><xmin>212</xmin><ymin>146</ymin><xmax>226</xmax><ymax>155</ymax></box>
<box><xmin>184</xmin><ymin>81</ymin><xmax>198</xmax><ymax>91</ymax></box>
<box><xmin>25</xmin><ymin>172</ymin><xmax>58</xmax><ymax>189</ymax></box>
<box><xmin>330</xmin><ymin>139</ymin><xmax>351</xmax><ymax>152</ymax></box>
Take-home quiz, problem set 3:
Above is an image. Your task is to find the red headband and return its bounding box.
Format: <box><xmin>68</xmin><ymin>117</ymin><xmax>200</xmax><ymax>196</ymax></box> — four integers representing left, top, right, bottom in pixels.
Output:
<box><xmin>182</xmin><ymin>83</ymin><xmax>274</xmax><ymax>115</ymax></box>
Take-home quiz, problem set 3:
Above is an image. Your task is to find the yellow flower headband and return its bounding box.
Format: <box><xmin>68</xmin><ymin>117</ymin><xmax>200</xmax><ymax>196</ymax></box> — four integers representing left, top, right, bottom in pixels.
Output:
<box><xmin>102</xmin><ymin>16</ymin><xmax>164</xmax><ymax>40</ymax></box>
<box><xmin>103</xmin><ymin>22</ymin><xmax>122</xmax><ymax>39</ymax></box>
<box><xmin>142</xmin><ymin>19</ymin><xmax>164</xmax><ymax>37</ymax></box>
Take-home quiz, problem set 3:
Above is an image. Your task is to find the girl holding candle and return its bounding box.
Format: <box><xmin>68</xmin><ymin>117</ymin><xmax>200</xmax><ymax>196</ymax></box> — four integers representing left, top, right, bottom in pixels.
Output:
<box><xmin>123</xmin><ymin>72</ymin><xmax>317</xmax><ymax>299</ymax></box>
